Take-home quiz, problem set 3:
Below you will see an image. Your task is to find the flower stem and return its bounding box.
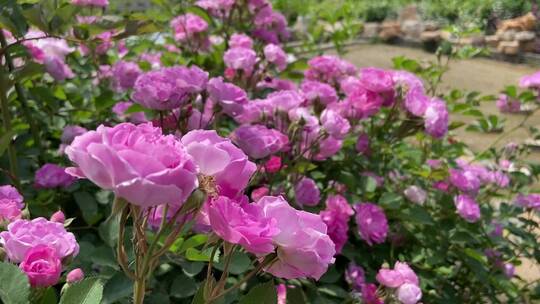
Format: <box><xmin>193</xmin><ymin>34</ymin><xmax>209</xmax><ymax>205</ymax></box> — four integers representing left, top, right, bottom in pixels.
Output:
<box><xmin>133</xmin><ymin>277</ymin><xmax>146</xmax><ymax>304</ymax></box>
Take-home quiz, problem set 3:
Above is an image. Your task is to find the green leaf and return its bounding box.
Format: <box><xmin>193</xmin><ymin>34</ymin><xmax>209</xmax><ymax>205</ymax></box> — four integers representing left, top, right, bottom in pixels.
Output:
<box><xmin>178</xmin><ymin>234</ymin><xmax>208</xmax><ymax>253</ymax></box>
<box><xmin>74</xmin><ymin>192</ymin><xmax>102</xmax><ymax>225</ymax></box>
<box><xmin>59</xmin><ymin>278</ymin><xmax>104</xmax><ymax>304</ymax></box>
<box><xmin>12</xmin><ymin>62</ymin><xmax>44</xmax><ymax>82</ymax></box>
<box><xmin>102</xmin><ymin>272</ymin><xmax>132</xmax><ymax>304</ymax></box>
<box><xmin>215</xmin><ymin>251</ymin><xmax>251</xmax><ymax>275</ymax></box>
<box><xmin>98</xmin><ymin>213</ymin><xmax>120</xmax><ymax>247</ymax></box>
<box><xmin>286</xmin><ymin>287</ymin><xmax>307</xmax><ymax>304</ymax></box>
<box><xmin>0</xmin><ymin>262</ymin><xmax>30</xmax><ymax>304</ymax></box>
<box><xmin>0</xmin><ymin>0</ymin><xmax>28</xmax><ymax>37</ymax></box>
<box><xmin>238</xmin><ymin>281</ymin><xmax>277</xmax><ymax>304</ymax></box>
<box><xmin>185</xmin><ymin>247</ymin><xmax>214</xmax><ymax>262</ymax></box>
<box><xmin>38</xmin><ymin>288</ymin><xmax>58</xmax><ymax>304</ymax></box>
<box><xmin>378</xmin><ymin>192</ymin><xmax>402</xmax><ymax>210</ymax></box>
<box><xmin>170</xmin><ymin>274</ymin><xmax>197</xmax><ymax>298</ymax></box>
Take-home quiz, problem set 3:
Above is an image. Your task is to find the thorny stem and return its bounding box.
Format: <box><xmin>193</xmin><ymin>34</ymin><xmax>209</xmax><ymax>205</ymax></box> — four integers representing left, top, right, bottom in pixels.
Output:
<box><xmin>117</xmin><ymin>206</ymin><xmax>136</xmax><ymax>280</ymax></box>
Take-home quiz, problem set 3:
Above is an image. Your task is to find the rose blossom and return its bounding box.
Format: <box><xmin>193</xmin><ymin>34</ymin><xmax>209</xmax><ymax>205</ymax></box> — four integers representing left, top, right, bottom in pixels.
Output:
<box><xmin>397</xmin><ymin>283</ymin><xmax>422</xmax><ymax>304</ymax></box>
<box><xmin>231</xmin><ymin>125</ymin><xmax>289</xmax><ymax>159</ymax></box>
<box><xmin>313</xmin><ymin>136</ymin><xmax>343</xmax><ymax>161</ymax></box>
<box><xmin>356</xmin><ymin>133</ymin><xmax>370</xmax><ymax>154</ymax></box>
<box><xmin>304</xmin><ymin>55</ymin><xmax>357</xmax><ymax>85</ymax></box>
<box><xmin>263</xmin><ymin>44</ymin><xmax>287</xmax><ymax>71</ymax></box>
<box><xmin>0</xmin><ymin>217</ymin><xmax>79</xmax><ymax>263</ymax></box>
<box><xmin>301</xmin><ymin>80</ymin><xmax>338</xmax><ymax>105</ymax></box>
<box><xmin>321</xmin><ymin>195</ymin><xmax>354</xmax><ymax>253</ymax></box>
<box><xmin>61</xmin><ymin>125</ymin><xmax>87</xmax><ymax>144</ymax></box>
<box><xmin>132</xmin><ymin>66</ymin><xmax>208</xmax><ymax>110</ymax></box>
<box><xmin>251</xmin><ymin>186</ymin><xmax>269</xmax><ymax>202</ymax></box>
<box><xmin>112</xmin><ymin>101</ymin><xmax>147</xmax><ymax>124</ymax></box>
<box><xmin>515</xmin><ymin>194</ymin><xmax>540</xmax><ymax>210</ymax></box>
<box><xmin>207</xmin><ymin>77</ymin><xmax>248</xmax><ymax>117</ymax></box>
<box><xmin>111</xmin><ymin>60</ymin><xmax>142</xmax><ymax>92</ymax></box>
<box><xmin>403</xmin><ymin>186</ymin><xmax>427</xmax><ymax>205</ymax></box>
<box><xmin>342</xmin><ymin>86</ymin><xmax>384</xmax><ymax>119</ymax></box>
<box><xmin>229</xmin><ymin>33</ymin><xmax>253</xmax><ymax>49</ymax></box>
<box><xmin>66</xmin><ymin>268</ymin><xmax>85</xmax><ymax>283</ymax></box>
<box><xmin>359</xmin><ymin>67</ymin><xmax>394</xmax><ymax>93</ymax></box>
<box><xmin>345</xmin><ymin>263</ymin><xmax>365</xmax><ymax>290</ymax></box>
<box><xmin>208</xmin><ymin>196</ymin><xmax>279</xmax><ymax>254</ymax></box>
<box><xmin>354</xmin><ymin>203</ymin><xmax>388</xmax><ymax>245</ymax></box>
<box><xmin>264</xmin><ymin>156</ymin><xmax>282</xmax><ymax>173</ymax></box>
<box><xmin>321</xmin><ymin>109</ymin><xmax>351</xmax><ymax>139</ymax></box>
<box><xmin>34</xmin><ymin>163</ymin><xmax>76</xmax><ymax>189</ymax></box>
<box><xmin>497</xmin><ymin>94</ymin><xmax>521</xmax><ymax>113</ymax></box>
<box><xmin>171</xmin><ymin>13</ymin><xmax>208</xmax><ymax>41</ymax></box>
<box><xmin>224</xmin><ymin>47</ymin><xmax>257</xmax><ymax>73</ymax></box>
<box><xmin>449</xmin><ymin>168</ymin><xmax>481</xmax><ymax>193</ymax></box>
<box><xmin>424</xmin><ymin>98</ymin><xmax>448</xmax><ymax>138</ymax></box>
<box><xmin>362</xmin><ymin>283</ymin><xmax>384</xmax><ymax>304</ymax></box>
<box><xmin>376</xmin><ymin>261</ymin><xmax>419</xmax><ymax>288</ymax></box>
<box><xmin>257</xmin><ymin>196</ymin><xmax>335</xmax><ymax>280</ymax></box>
<box><xmin>65</xmin><ymin>123</ymin><xmax>199</xmax><ymax>208</ymax></box>
<box><xmin>519</xmin><ymin>71</ymin><xmax>540</xmax><ymax>89</ymax></box>
<box><xmin>181</xmin><ymin>130</ymin><xmax>256</xmax><ymax>198</ymax></box>
<box><xmin>19</xmin><ymin>245</ymin><xmax>62</xmax><ymax>287</ymax></box>
<box><xmin>294</xmin><ymin>177</ymin><xmax>321</xmax><ymax>207</ymax></box>
<box><xmin>0</xmin><ymin>185</ymin><xmax>24</xmax><ymax>224</ymax></box>
<box><xmin>454</xmin><ymin>194</ymin><xmax>481</xmax><ymax>223</ymax></box>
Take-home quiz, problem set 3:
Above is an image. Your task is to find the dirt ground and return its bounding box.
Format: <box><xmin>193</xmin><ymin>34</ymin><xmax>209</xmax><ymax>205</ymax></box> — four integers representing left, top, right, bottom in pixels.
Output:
<box><xmin>339</xmin><ymin>44</ymin><xmax>540</xmax><ymax>283</ymax></box>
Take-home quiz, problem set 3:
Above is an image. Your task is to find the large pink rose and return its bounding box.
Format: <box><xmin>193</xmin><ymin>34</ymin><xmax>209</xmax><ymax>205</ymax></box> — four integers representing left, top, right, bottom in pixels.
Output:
<box><xmin>65</xmin><ymin>123</ymin><xmax>199</xmax><ymax>207</ymax></box>
<box><xmin>256</xmin><ymin>196</ymin><xmax>335</xmax><ymax>280</ymax></box>
<box><xmin>19</xmin><ymin>245</ymin><xmax>62</xmax><ymax>287</ymax></box>
<box><xmin>208</xmin><ymin>196</ymin><xmax>279</xmax><ymax>254</ymax></box>
<box><xmin>181</xmin><ymin>130</ymin><xmax>256</xmax><ymax>198</ymax></box>
<box><xmin>0</xmin><ymin>217</ymin><xmax>79</xmax><ymax>263</ymax></box>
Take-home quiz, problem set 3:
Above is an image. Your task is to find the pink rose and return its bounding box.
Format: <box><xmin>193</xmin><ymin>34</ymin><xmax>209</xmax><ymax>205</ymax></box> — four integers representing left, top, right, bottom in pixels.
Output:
<box><xmin>454</xmin><ymin>194</ymin><xmax>481</xmax><ymax>223</ymax></box>
<box><xmin>301</xmin><ymin>80</ymin><xmax>338</xmax><ymax>105</ymax></box>
<box><xmin>20</xmin><ymin>245</ymin><xmax>62</xmax><ymax>287</ymax></box>
<box><xmin>171</xmin><ymin>13</ymin><xmax>208</xmax><ymax>41</ymax></box>
<box><xmin>359</xmin><ymin>67</ymin><xmax>394</xmax><ymax>93</ymax></box>
<box><xmin>345</xmin><ymin>263</ymin><xmax>365</xmax><ymax>290</ymax></box>
<box><xmin>65</xmin><ymin>123</ymin><xmax>199</xmax><ymax>208</ymax></box>
<box><xmin>321</xmin><ymin>109</ymin><xmax>350</xmax><ymax>139</ymax></box>
<box><xmin>224</xmin><ymin>47</ymin><xmax>257</xmax><ymax>73</ymax></box>
<box><xmin>257</xmin><ymin>196</ymin><xmax>336</xmax><ymax>280</ymax></box>
<box><xmin>376</xmin><ymin>261</ymin><xmax>419</xmax><ymax>288</ymax></box>
<box><xmin>294</xmin><ymin>177</ymin><xmax>320</xmax><ymax>207</ymax></box>
<box><xmin>403</xmin><ymin>186</ymin><xmax>427</xmax><ymax>205</ymax></box>
<box><xmin>34</xmin><ymin>163</ymin><xmax>76</xmax><ymax>189</ymax></box>
<box><xmin>0</xmin><ymin>185</ymin><xmax>23</xmax><ymax>224</ymax></box>
<box><xmin>321</xmin><ymin>195</ymin><xmax>354</xmax><ymax>253</ymax></box>
<box><xmin>264</xmin><ymin>156</ymin><xmax>282</xmax><ymax>173</ymax></box>
<box><xmin>111</xmin><ymin>60</ymin><xmax>142</xmax><ymax>92</ymax></box>
<box><xmin>231</xmin><ymin>125</ymin><xmax>289</xmax><ymax>159</ymax></box>
<box><xmin>229</xmin><ymin>33</ymin><xmax>253</xmax><ymax>49</ymax></box>
<box><xmin>208</xmin><ymin>196</ymin><xmax>279</xmax><ymax>254</ymax></box>
<box><xmin>251</xmin><ymin>187</ymin><xmax>269</xmax><ymax>202</ymax></box>
<box><xmin>0</xmin><ymin>217</ymin><xmax>79</xmax><ymax>263</ymax></box>
<box><xmin>397</xmin><ymin>283</ymin><xmax>422</xmax><ymax>304</ymax></box>
<box><xmin>61</xmin><ymin>125</ymin><xmax>87</xmax><ymax>144</ymax></box>
<box><xmin>354</xmin><ymin>203</ymin><xmax>388</xmax><ymax>246</ymax></box>
<box><xmin>519</xmin><ymin>71</ymin><xmax>540</xmax><ymax>89</ymax></box>
<box><xmin>181</xmin><ymin>130</ymin><xmax>256</xmax><ymax>198</ymax></box>
<box><xmin>263</xmin><ymin>44</ymin><xmax>287</xmax><ymax>71</ymax></box>
<box><xmin>424</xmin><ymin>98</ymin><xmax>448</xmax><ymax>139</ymax></box>
<box><xmin>207</xmin><ymin>77</ymin><xmax>248</xmax><ymax>117</ymax></box>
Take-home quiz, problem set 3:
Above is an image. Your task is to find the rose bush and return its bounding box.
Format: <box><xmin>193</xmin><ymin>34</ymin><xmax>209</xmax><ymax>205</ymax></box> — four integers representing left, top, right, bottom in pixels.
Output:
<box><xmin>0</xmin><ymin>0</ymin><xmax>538</xmax><ymax>303</ymax></box>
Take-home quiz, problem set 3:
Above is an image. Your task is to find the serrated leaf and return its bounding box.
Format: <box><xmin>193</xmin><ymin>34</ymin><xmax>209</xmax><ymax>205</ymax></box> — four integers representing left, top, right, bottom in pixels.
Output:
<box><xmin>0</xmin><ymin>262</ymin><xmax>30</xmax><ymax>304</ymax></box>
<box><xmin>59</xmin><ymin>278</ymin><xmax>104</xmax><ymax>304</ymax></box>
<box><xmin>170</xmin><ymin>274</ymin><xmax>197</xmax><ymax>298</ymax></box>
<box><xmin>238</xmin><ymin>281</ymin><xmax>276</xmax><ymax>304</ymax></box>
